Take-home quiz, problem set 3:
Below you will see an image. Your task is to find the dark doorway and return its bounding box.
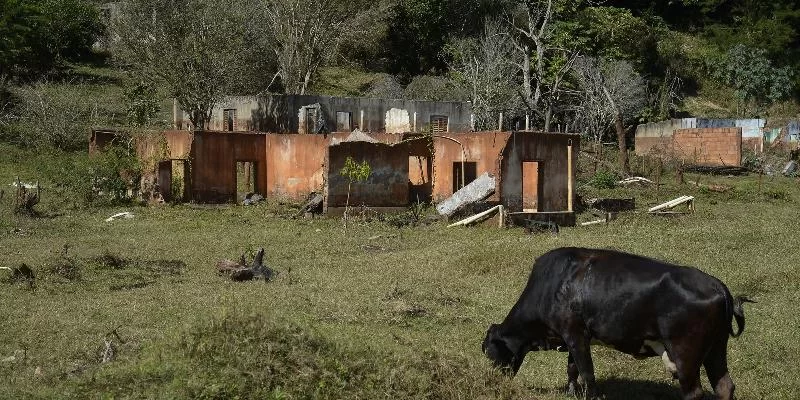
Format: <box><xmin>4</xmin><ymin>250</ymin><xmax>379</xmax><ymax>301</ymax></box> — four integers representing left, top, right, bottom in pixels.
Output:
<box><xmin>452</xmin><ymin>161</ymin><xmax>477</xmax><ymax>193</ymax></box>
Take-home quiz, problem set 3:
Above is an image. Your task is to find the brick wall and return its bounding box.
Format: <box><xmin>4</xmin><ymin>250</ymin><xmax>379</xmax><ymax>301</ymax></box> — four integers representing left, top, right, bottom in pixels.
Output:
<box><xmin>672</xmin><ymin>128</ymin><xmax>742</xmax><ymax>166</ymax></box>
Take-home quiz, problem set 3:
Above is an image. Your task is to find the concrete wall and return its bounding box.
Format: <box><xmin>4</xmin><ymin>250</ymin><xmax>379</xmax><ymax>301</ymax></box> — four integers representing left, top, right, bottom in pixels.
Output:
<box><xmin>175</xmin><ymin>95</ymin><xmax>473</xmax><ymax>134</ymax></box>
<box><xmin>636</xmin><ymin>118</ymin><xmax>764</xmax><ymax>141</ymax></box>
<box><xmin>190</xmin><ymin>131</ymin><xmax>267</xmax><ymax>202</ymax></box>
<box><xmin>324</xmin><ymin>141</ymin><xmax>410</xmax><ymax>210</ymax></box>
<box><xmin>431</xmin><ymin>132</ymin><xmax>509</xmax><ymax>202</ymax></box>
<box><xmin>672</xmin><ymin>128</ymin><xmax>742</xmax><ymax>166</ymax></box>
<box><xmin>500</xmin><ymin>132</ymin><xmax>579</xmax><ymax>212</ymax></box>
<box><xmin>265</xmin><ymin>134</ymin><xmax>328</xmax><ymax>199</ymax></box>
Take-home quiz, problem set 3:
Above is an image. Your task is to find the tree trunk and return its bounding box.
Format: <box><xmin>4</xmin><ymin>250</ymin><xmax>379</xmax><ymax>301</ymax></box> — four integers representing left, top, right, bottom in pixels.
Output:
<box><xmin>522</xmin><ymin>46</ymin><xmax>532</xmax><ymax>108</ymax></box>
<box><xmin>543</xmin><ymin>104</ymin><xmax>552</xmax><ymax>132</ymax></box>
<box><xmin>615</xmin><ymin>112</ymin><xmax>629</xmax><ymax>176</ymax></box>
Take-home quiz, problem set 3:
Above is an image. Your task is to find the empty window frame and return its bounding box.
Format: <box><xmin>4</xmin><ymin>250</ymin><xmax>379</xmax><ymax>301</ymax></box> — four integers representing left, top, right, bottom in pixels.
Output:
<box><xmin>336</xmin><ymin>111</ymin><xmax>352</xmax><ymax>132</ymax></box>
<box><xmin>452</xmin><ymin>161</ymin><xmax>477</xmax><ymax>193</ymax></box>
<box><xmin>223</xmin><ymin>109</ymin><xmax>237</xmax><ymax>131</ymax></box>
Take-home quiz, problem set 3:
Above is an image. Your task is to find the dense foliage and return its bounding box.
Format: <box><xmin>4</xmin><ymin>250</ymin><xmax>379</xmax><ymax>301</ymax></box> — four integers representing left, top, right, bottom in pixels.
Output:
<box><xmin>0</xmin><ymin>0</ymin><xmax>798</xmax><ymax>147</ymax></box>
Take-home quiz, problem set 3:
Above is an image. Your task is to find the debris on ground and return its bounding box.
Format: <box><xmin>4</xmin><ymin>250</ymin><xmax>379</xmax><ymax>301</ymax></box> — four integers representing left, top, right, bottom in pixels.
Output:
<box><xmin>649</xmin><ymin>195</ymin><xmax>695</xmax><ymax>214</ymax></box>
<box><xmin>216</xmin><ymin>248</ymin><xmax>275</xmax><ymax>282</ymax></box>
<box><xmin>294</xmin><ymin>191</ymin><xmax>323</xmax><ymax>217</ymax></box>
<box><xmin>782</xmin><ymin>161</ymin><xmax>797</xmax><ymax>176</ymax></box>
<box><xmin>447</xmin><ymin>205</ymin><xmax>503</xmax><ymax>228</ymax></box>
<box><xmin>1</xmin><ymin>264</ymin><xmax>36</xmax><ymax>288</ymax></box>
<box><xmin>523</xmin><ymin>220</ymin><xmax>559</xmax><ymax>235</ymax></box>
<box><xmin>242</xmin><ymin>193</ymin><xmax>265</xmax><ymax>206</ymax></box>
<box><xmin>684</xmin><ymin>165</ymin><xmax>748</xmax><ymax>176</ymax></box>
<box><xmin>13</xmin><ymin>179</ymin><xmax>40</xmax><ymax>216</ymax></box>
<box><xmin>436</xmin><ymin>172</ymin><xmax>496</xmax><ymax>217</ymax></box>
<box><xmin>617</xmin><ymin>177</ymin><xmax>653</xmax><ymax>186</ymax></box>
<box><xmin>105</xmin><ymin>212</ymin><xmax>134</xmax><ymax>222</ymax></box>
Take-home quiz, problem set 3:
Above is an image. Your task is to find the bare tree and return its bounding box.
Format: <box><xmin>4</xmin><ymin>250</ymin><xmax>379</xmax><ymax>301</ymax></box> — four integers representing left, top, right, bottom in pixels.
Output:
<box><xmin>111</xmin><ymin>0</ymin><xmax>258</xmax><ymax>130</ymax></box>
<box><xmin>573</xmin><ymin>56</ymin><xmax>647</xmax><ymax>174</ymax></box>
<box><xmin>257</xmin><ymin>0</ymin><xmax>383</xmax><ymax>95</ymax></box>
<box><xmin>447</xmin><ymin>19</ymin><xmax>518</xmax><ymax>130</ymax></box>
<box><xmin>506</xmin><ymin>0</ymin><xmax>578</xmax><ymax>131</ymax></box>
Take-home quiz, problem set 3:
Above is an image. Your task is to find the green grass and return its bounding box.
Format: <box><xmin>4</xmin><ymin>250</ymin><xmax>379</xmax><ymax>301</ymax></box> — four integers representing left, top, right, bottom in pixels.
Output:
<box><xmin>1</xmin><ymin>147</ymin><xmax>799</xmax><ymax>399</ymax></box>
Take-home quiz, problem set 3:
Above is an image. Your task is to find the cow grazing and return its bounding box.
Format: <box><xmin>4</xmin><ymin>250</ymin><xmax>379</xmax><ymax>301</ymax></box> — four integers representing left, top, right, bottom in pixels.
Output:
<box><xmin>482</xmin><ymin>247</ymin><xmax>753</xmax><ymax>400</ymax></box>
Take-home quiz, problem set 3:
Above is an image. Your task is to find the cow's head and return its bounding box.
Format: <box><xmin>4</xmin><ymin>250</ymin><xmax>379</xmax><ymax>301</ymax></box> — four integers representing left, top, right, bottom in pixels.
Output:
<box><xmin>481</xmin><ymin>323</ymin><xmax>528</xmax><ymax>376</ymax></box>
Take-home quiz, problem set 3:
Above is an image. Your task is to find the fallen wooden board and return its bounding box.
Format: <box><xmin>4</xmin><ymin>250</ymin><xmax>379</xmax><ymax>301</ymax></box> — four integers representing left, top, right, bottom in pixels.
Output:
<box><xmin>580</xmin><ymin>219</ymin><xmax>606</xmax><ymax>226</ymax></box>
<box><xmin>447</xmin><ymin>205</ymin><xmax>503</xmax><ymax>228</ymax></box>
<box><xmin>618</xmin><ymin>177</ymin><xmax>653</xmax><ymax>185</ymax></box>
<box><xmin>648</xmin><ymin>196</ymin><xmax>694</xmax><ymax>213</ymax></box>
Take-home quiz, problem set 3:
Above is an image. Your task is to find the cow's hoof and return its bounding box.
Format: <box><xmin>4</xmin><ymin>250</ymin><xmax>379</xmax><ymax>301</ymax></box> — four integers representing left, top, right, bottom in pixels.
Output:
<box><xmin>565</xmin><ymin>381</ymin><xmax>582</xmax><ymax>397</ymax></box>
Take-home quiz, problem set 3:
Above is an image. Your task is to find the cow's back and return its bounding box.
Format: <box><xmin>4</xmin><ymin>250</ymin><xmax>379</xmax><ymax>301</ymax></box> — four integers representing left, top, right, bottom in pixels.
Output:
<box><xmin>527</xmin><ymin>247</ymin><xmax>730</xmax><ymax>353</ymax></box>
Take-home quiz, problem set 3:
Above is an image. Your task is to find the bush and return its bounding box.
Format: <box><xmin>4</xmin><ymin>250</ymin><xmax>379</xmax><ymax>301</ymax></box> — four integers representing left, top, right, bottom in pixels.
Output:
<box><xmin>590</xmin><ymin>170</ymin><xmax>618</xmax><ymax>189</ymax></box>
<box><xmin>37</xmin><ymin>144</ymin><xmax>141</xmax><ymax>208</ymax></box>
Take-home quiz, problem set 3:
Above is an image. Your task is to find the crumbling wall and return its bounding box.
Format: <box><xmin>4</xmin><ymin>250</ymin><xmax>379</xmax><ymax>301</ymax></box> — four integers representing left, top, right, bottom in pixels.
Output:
<box><xmin>500</xmin><ymin>132</ymin><xmax>579</xmax><ymax>212</ymax></box>
<box><xmin>265</xmin><ymin>134</ymin><xmax>328</xmax><ymax>199</ymax></box>
<box><xmin>431</xmin><ymin>132</ymin><xmax>509</xmax><ymax>202</ymax></box>
<box><xmin>190</xmin><ymin>131</ymin><xmax>267</xmax><ymax>202</ymax></box>
<box><xmin>176</xmin><ymin>94</ymin><xmax>473</xmax><ymax>134</ymax></box>
<box><xmin>672</xmin><ymin>128</ymin><xmax>742</xmax><ymax>166</ymax></box>
<box><xmin>324</xmin><ymin>141</ymin><xmax>410</xmax><ymax>209</ymax></box>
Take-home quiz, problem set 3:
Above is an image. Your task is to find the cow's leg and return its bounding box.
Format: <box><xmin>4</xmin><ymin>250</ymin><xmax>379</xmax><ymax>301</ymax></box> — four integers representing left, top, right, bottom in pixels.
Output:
<box><xmin>665</xmin><ymin>339</ymin><xmax>704</xmax><ymax>400</ymax></box>
<box><xmin>565</xmin><ymin>352</ymin><xmax>581</xmax><ymax>396</ymax></box>
<box><xmin>703</xmin><ymin>340</ymin><xmax>735</xmax><ymax>400</ymax></box>
<box><xmin>564</xmin><ymin>335</ymin><xmax>597</xmax><ymax>399</ymax></box>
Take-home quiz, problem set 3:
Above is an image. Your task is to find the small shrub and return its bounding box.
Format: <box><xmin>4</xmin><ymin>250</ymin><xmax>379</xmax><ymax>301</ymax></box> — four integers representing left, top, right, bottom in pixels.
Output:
<box><xmin>590</xmin><ymin>170</ymin><xmax>618</xmax><ymax>189</ymax></box>
<box><xmin>763</xmin><ymin>189</ymin><xmax>790</xmax><ymax>201</ymax></box>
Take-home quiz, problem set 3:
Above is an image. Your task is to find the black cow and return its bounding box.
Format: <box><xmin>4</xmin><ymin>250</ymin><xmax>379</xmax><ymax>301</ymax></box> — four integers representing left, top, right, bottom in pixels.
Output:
<box><xmin>482</xmin><ymin>247</ymin><xmax>753</xmax><ymax>400</ymax></box>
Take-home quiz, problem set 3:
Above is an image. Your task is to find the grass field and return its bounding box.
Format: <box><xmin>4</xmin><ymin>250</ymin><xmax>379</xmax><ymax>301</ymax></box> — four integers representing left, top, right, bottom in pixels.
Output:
<box><xmin>1</xmin><ymin>147</ymin><xmax>799</xmax><ymax>399</ymax></box>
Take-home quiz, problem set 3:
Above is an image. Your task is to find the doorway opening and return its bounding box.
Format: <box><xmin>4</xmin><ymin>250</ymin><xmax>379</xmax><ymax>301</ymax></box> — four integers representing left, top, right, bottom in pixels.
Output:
<box><xmin>522</xmin><ymin>161</ymin><xmax>542</xmax><ymax>212</ymax></box>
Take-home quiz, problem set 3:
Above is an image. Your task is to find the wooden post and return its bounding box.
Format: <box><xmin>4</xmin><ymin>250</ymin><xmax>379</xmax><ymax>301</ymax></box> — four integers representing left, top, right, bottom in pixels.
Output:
<box><xmin>359</xmin><ymin>110</ymin><xmax>364</xmax><ymax>131</ymax></box>
<box><xmin>567</xmin><ymin>140</ymin><xmax>573</xmax><ymax>212</ymax></box>
<box><xmin>413</xmin><ymin>112</ymin><xmax>417</xmax><ymax>132</ymax></box>
<box><xmin>656</xmin><ymin>159</ymin><xmax>662</xmax><ymax>201</ymax></box>
<box><xmin>470</xmin><ymin>114</ymin><xmax>475</xmax><ymax>131</ymax></box>
<box><xmin>525</xmin><ymin>114</ymin><xmax>530</xmax><ymax>131</ymax></box>
<box><xmin>498</xmin><ymin>113</ymin><xmax>504</xmax><ymax>132</ymax></box>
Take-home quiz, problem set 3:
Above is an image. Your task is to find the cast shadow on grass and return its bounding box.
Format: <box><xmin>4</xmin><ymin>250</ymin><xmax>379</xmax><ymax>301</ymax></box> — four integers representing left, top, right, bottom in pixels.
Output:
<box><xmin>529</xmin><ymin>378</ymin><xmax>707</xmax><ymax>400</ymax></box>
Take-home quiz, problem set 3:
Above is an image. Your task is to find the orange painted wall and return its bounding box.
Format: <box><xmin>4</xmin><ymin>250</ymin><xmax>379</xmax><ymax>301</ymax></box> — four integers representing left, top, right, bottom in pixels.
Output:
<box><xmin>190</xmin><ymin>131</ymin><xmax>267</xmax><ymax>202</ymax></box>
<box><xmin>265</xmin><ymin>134</ymin><xmax>328</xmax><ymax>198</ymax></box>
<box><xmin>431</xmin><ymin>132</ymin><xmax>511</xmax><ymax>202</ymax></box>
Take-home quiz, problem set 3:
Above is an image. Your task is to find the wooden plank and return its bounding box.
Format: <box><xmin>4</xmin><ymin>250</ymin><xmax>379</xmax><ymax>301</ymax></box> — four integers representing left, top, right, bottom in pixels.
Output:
<box><xmin>447</xmin><ymin>205</ymin><xmax>502</xmax><ymax>228</ymax></box>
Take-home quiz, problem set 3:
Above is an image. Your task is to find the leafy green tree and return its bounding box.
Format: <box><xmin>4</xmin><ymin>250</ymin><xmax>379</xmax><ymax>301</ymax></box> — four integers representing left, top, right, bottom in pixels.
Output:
<box><xmin>714</xmin><ymin>44</ymin><xmax>793</xmax><ymax>116</ymax></box>
<box><xmin>0</xmin><ymin>0</ymin><xmax>100</xmax><ymax>78</ymax></box>
<box><xmin>111</xmin><ymin>0</ymin><xmax>261</xmax><ymax>130</ymax></box>
<box><xmin>340</xmin><ymin>156</ymin><xmax>371</xmax><ymax>226</ymax></box>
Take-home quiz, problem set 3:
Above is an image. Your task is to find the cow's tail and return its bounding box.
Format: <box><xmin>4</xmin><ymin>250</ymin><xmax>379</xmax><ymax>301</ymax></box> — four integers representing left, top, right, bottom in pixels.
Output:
<box><xmin>726</xmin><ymin>288</ymin><xmax>756</xmax><ymax>338</ymax></box>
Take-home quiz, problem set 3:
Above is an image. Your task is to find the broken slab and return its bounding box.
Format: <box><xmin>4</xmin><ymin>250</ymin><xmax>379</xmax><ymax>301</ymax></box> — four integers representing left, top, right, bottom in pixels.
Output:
<box><xmin>782</xmin><ymin>161</ymin><xmax>797</xmax><ymax>176</ymax></box>
<box><xmin>436</xmin><ymin>172</ymin><xmax>496</xmax><ymax>217</ymax></box>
